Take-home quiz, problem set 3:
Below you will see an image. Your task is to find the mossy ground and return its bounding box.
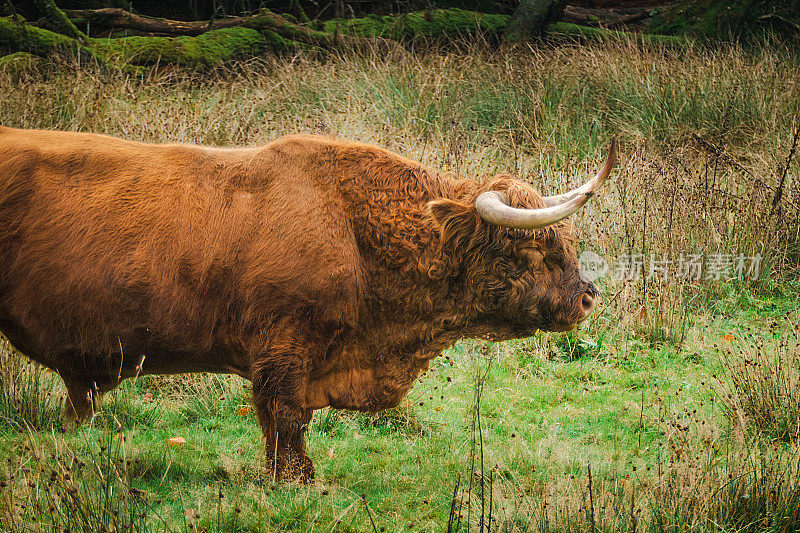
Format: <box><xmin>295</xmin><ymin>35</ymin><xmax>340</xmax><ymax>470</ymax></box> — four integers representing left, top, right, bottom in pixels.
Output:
<box><xmin>318</xmin><ymin>9</ymin><xmax>510</xmax><ymax>42</ymax></box>
<box><xmin>92</xmin><ymin>27</ymin><xmax>270</xmax><ymax>68</ymax></box>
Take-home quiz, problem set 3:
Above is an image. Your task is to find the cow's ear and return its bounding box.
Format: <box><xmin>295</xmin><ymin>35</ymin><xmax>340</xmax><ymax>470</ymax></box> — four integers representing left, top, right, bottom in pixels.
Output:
<box><xmin>427</xmin><ymin>198</ymin><xmax>472</xmax><ymax>225</ymax></box>
<box><xmin>426</xmin><ymin>198</ymin><xmax>482</xmax><ymax>249</ymax></box>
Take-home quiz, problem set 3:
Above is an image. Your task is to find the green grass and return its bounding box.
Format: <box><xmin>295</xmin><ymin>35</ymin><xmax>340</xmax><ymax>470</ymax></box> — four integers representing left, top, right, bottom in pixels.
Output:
<box><xmin>2</xmin><ymin>297</ymin><xmax>799</xmax><ymax>531</ymax></box>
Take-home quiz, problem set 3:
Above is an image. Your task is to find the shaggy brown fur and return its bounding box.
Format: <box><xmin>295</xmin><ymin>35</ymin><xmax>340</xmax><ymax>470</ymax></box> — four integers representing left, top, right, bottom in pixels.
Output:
<box><xmin>0</xmin><ymin>127</ymin><xmax>597</xmax><ymax>481</ymax></box>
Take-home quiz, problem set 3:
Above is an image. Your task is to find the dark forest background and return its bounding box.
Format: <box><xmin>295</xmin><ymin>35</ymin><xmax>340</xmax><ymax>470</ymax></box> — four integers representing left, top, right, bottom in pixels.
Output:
<box><xmin>2</xmin><ymin>0</ymin><xmax>800</xmax><ymax>42</ymax></box>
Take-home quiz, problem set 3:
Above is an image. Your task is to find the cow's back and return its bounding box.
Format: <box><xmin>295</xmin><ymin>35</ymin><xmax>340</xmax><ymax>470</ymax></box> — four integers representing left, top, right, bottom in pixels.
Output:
<box><xmin>0</xmin><ymin>128</ymin><xmax>363</xmax><ymax>370</ymax></box>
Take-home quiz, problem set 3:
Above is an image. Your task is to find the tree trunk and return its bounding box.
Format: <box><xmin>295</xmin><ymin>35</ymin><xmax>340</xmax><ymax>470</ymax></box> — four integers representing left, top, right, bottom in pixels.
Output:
<box><xmin>32</xmin><ymin>0</ymin><xmax>85</xmax><ymax>41</ymax></box>
<box><xmin>504</xmin><ymin>0</ymin><xmax>565</xmax><ymax>41</ymax></box>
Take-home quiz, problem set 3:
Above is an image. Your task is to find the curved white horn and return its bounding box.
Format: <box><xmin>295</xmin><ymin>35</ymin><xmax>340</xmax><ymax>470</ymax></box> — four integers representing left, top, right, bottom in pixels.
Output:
<box><xmin>475</xmin><ymin>137</ymin><xmax>616</xmax><ymax>229</ymax></box>
<box><xmin>542</xmin><ymin>137</ymin><xmax>616</xmax><ymax>207</ymax></box>
<box><xmin>475</xmin><ymin>190</ymin><xmax>590</xmax><ymax>229</ymax></box>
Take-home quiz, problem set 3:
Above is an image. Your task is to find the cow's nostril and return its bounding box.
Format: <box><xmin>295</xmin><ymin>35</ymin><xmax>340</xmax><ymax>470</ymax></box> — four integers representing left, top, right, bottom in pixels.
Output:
<box><xmin>581</xmin><ymin>292</ymin><xmax>595</xmax><ymax>312</ymax></box>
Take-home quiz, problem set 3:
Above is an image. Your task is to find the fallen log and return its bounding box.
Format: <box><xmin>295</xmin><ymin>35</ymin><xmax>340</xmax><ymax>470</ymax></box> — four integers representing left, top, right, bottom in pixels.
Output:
<box><xmin>0</xmin><ymin>7</ymin><xmax>686</xmax><ymax>71</ymax></box>
<box><xmin>562</xmin><ymin>5</ymin><xmax>652</xmax><ymax>28</ymax></box>
<box><xmin>64</xmin><ymin>8</ymin><xmax>404</xmax><ymax>55</ymax></box>
<box><xmin>0</xmin><ymin>16</ymin><xmax>95</xmax><ymax>58</ymax></box>
<box><xmin>65</xmin><ymin>8</ymin><xmax>310</xmax><ymax>38</ymax></box>
<box><xmin>65</xmin><ymin>8</ymin><xmax>241</xmax><ymax>36</ymax></box>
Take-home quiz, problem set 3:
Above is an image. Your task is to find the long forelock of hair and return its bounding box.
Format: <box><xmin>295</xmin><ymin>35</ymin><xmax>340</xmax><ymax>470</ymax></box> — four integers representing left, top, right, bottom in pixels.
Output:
<box><xmin>430</xmin><ymin>172</ymin><xmax>582</xmax><ymax>281</ymax></box>
<box><xmin>461</xmin><ymin>178</ymin><xmax>580</xmax><ymax>281</ymax></box>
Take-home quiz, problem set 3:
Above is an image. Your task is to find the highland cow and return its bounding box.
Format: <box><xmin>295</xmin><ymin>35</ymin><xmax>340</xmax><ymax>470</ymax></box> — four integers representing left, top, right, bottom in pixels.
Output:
<box><xmin>0</xmin><ymin>126</ymin><xmax>614</xmax><ymax>480</ymax></box>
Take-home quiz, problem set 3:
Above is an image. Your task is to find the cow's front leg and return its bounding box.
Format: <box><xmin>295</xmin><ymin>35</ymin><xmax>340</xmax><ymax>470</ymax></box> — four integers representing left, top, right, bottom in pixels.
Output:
<box><xmin>257</xmin><ymin>402</ymin><xmax>314</xmax><ymax>482</ymax></box>
<box><xmin>250</xmin><ymin>329</ymin><xmax>316</xmax><ymax>483</ymax></box>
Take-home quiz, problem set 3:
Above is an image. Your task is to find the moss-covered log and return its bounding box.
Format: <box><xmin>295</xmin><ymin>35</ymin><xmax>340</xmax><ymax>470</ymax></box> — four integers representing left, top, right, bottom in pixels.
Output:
<box><xmin>0</xmin><ymin>11</ymin><xmax>399</xmax><ymax>68</ymax></box>
<box><xmin>65</xmin><ymin>7</ymin><xmax>239</xmax><ymax>36</ymax></box>
<box><xmin>238</xmin><ymin>10</ymin><xmax>402</xmax><ymax>53</ymax></box>
<box><xmin>0</xmin><ymin>7</ymin><xmax>687</xmax><ymax>71</ymax></box>
<box><xmin>546</xmin><ymin>22</ymin><xmax>689</xmax><ymax>46</ymax></box>
<box><xmin>317</xmin><ymin>9</ymin><xmax>685</xmax><ymax>47</ymax></box>
<box><xmin>91</xmin><ymin>26</ymin><xmax>277</xmax><ymax>68</ymax></box>
<box><xmin>64</xmin><ymin>8</ymin><xmax>403</xmax><ymax>55</ymax></box>
<box><xmin>65</xmin><ymin>7</ymin><xmax>309</xmax><ymax>37</ymax></box>
<box><xmin>67</xmin><ymin>7</ymin><xmax>506</xmax><ymax>46</ymax></box>
<box><xmin>0</xmin><ymin>16</ymin><xmax>94</xmax><ymax>57</ymax></box>
<box><xmin>317</xmin><ymin>9</ymin><xmax>510</xmax><ymax>42</ymax></box>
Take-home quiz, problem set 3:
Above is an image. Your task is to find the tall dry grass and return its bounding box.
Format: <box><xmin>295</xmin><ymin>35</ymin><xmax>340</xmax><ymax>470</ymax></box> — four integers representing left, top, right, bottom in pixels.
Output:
<box><xmin>0</xmin><ymin>339</ymin><xmax>63</xmax><ymax>431</ymax></box>
<box><xmin>717</xmin><ymin>312</ymin><xmax>800</xmax><ymax>443</ymax></box>
<box><xmin>1</xmin><ymin>410</ymin><xmax>162</xmax><ymax>532</ymax></box>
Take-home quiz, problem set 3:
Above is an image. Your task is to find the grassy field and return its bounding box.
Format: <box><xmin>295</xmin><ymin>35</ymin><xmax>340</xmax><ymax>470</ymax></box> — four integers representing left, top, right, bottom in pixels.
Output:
<box><xmin>1</xmin><ymin>38</ymin><xmax>799</xmax><ymax>532</ymax></box>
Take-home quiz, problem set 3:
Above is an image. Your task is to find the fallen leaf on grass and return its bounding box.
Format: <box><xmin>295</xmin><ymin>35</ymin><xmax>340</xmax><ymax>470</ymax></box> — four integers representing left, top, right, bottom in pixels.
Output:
<box><xmin>167</xmin><ymin>436</ymin><xmax>187</xmax><ymax>446</ymax></box>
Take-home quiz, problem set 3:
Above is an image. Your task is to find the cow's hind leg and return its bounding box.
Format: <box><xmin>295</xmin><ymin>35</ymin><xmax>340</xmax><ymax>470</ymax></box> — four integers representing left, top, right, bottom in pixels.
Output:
<box><xmin>60</xmin><ymin>372</ymin><xmax>117</xmax><ymax>424</ymax></box>
<box><xmin>61</xmin><ymin>378</ymin><xmax>100</xmax><ymax>423</ymax></box>
<box><xmin>251</xmin><ymin>326</ymin><xmax>317</xmax><ymax>483</ymax></box>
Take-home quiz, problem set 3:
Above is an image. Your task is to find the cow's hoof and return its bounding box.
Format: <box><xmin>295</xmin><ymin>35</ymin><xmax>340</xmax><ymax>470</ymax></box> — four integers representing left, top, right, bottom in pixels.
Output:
<box><xmin>297</xmin><ymin>457</ymin><xmax>315</xmax><ymax>483</ymax></box>
<box><xmin>269</xmin><ymin>451</ymin><xmax>315</xmax><ymax>483</ymax></box>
